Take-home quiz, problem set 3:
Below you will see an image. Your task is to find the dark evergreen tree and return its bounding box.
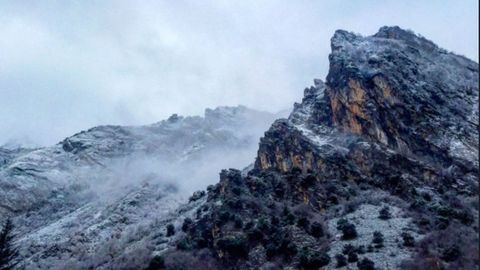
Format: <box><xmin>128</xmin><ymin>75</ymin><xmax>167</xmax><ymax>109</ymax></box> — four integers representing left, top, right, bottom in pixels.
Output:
<box><xmin>0</xmin><ymin>219</ymin><xmax>19</xmax><ymax>270</ymax></box>
<box><xmin>378</xmin><ymin>206</ymin><xmax>392</xmax><ymax>220</ymax></box>
<box><xmin>347</xmin><ymin>252</ymin><xmax>358</xmax><ymax>263</ymax></box>
<box><xmin>310</xmin><ymin>222</ymin><xmax>324</xmax><ymax>238</ymax></box>
<box><xmin>357</xmin><ymin>257</ymin><xmax>375</xmax><ymax>270</ymax></box>
<box><xmin>146</xmin><ymin>255</ymin><xmax>164</xmax><ymax>270</ymax></box>
<box><xmin>372</xmin><ymin>231</ymin><xmax>384</xmax><ymax>248</ymax></box>
<box><xmin>401</xmin><ymin>232</ymin><xmax>415</xmax><ymax>247</ymax></box>
<box><xmin>166</xmin><ymin>224</ymin><xmax>175</xmax><ymax>237</ymax></box>
<box><xmin>341</xmin><ymin>223</ymin><xmax>358</xmax><ymax>240</ymax></box>
<box><xmin>335</xmin><ymin>254</ymin><xmax>347</xmax><ymax>267</ymax></box>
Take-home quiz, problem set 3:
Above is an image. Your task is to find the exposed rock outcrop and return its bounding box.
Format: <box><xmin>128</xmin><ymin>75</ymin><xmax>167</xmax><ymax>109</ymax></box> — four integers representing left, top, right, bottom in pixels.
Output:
<box><xmin>167</xmin><ymin>27</ymin><xmax>478</xmax><ymax>270</ymax></box>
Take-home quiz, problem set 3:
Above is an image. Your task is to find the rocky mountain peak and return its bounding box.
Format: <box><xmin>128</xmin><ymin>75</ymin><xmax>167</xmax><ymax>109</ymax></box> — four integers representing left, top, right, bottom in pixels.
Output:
<box><xmin>330</xmin><ymin>29</ymin><xmax>360</xmax><ymax>51</ymax></box>
<box><xmin>255</xmin><ymin>26</ymin><xmax>479</xmax><ymax>176</ymax></box>
<box><xmin>324</xmin><ymin>26</ymin><xmax>478</xmax><ymax>165</ymax></box>
<box><xmin>374</xmin><ymin>26</ymin><xmax>439</xmax><ymax>51</ymax></box>
<box><xmin>169</xmin><ymin>27</ymin><xmax>478</xmax><ymax>269</ymax></box>
<box><xmin>167</xmin><ymin>113</ymin><xmax>183</xmax><ymax>123</ymax></box>
<box><xmin>204</xmin><ymin>105</ymin><xmax>249</xmax><ymax>124</ymax></box>
<box><xmin>4</xmin><ymin>26</ymin><xmax>478</xmax><ymax>270</ymax></box>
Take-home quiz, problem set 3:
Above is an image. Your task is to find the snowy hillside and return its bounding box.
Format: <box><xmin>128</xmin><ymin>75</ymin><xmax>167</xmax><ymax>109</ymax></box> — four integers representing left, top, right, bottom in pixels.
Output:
<box><xmin>0</xmin><ymin>106</ymin><xmax>278</xmax><ymax>269</ymax></box>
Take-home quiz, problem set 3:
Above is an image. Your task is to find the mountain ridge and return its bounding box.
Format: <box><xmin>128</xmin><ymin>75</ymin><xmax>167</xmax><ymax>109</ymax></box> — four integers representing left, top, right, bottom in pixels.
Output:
<box><xmin>2</xmin><ymin>26</ymin><xmax>478</xmax><ymax>270</ymax></box>
<box><xmin>162</xmin><ymin>26</ymin><xmax>478</xmax><ymax>270</ymax></box>
<box><xmin>1</xmin><ymin>105</ymin><xmax>279</xmax><ymax>269</ymax></box>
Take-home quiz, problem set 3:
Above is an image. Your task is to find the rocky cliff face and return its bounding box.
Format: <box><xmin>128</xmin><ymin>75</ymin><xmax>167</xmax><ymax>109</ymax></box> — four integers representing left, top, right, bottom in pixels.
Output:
<box><xmin>1</xmin><ymin>106</ymin><xmax>278</xmax><ymax>269</ymax></box>
<box><xmin>164</xmin><ymin>27</ymin><xmax>478</xmax><ymax>270</ymax></box>
<box><xmin>258</xmin><ymin>26</ymin><xmax>478</xmax><ymax>175</ymax></box>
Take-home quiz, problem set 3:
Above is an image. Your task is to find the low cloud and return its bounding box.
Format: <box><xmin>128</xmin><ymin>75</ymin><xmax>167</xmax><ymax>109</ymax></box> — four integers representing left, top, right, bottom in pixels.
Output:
<box><xmin>0</xmin><ymin>0</ymin><xmax>478</xmax><ymax>146</ymax></box>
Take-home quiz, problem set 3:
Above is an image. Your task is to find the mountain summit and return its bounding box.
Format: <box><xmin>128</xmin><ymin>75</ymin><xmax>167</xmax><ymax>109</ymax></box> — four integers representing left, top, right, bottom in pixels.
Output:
<box><xmin>162</xmin><ymin>26</ymin><xmax>478</xmax><ymax>270</ymax></box>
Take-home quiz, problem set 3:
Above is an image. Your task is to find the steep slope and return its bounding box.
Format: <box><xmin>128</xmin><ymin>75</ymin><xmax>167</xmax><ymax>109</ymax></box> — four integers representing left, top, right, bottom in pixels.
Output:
<box><xmin>0</xmin><ymin>106</ymin><xmax>279</xmax><ymax>269</ymax></box>
<box><xmin>164</xmin><ymin>27</ymin><xmax>478</xmax><ymax>270</ymax></box>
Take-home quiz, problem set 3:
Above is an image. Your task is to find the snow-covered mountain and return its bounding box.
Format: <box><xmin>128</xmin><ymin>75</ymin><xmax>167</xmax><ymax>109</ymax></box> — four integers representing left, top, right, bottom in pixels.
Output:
<box><xmin>0</xmin><ymin>106</ymin><xmax>279</xmax><ymax>269</ymax></box>
<box><xmin>3</xmin><ymin>26</ymin><xmax>479</xmax><ymax>270</ymax></box>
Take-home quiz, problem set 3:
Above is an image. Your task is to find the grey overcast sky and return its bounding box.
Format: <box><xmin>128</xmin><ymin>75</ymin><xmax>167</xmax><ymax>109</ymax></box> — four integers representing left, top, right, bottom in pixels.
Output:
<box><xmin>0</xmin><ymin>0</ymin><xmax>478</xmax><ymax>146</ymax></box>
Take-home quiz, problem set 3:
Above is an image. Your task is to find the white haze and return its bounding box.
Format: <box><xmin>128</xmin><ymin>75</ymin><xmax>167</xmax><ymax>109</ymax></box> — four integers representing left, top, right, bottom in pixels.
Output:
<box><xmin>47</xmin><ymin>107</ymin><xmax>278</xmax><ymax>203</ymax></box>
<box><xmin>0</xmin><ymin>0</ymin><xmax>478</xmax><ymax>147</ymax></box>
<box><xmin>78</xmin><ymin>146</ymin><xmax>259</xmax><ymax>201</ymax></box>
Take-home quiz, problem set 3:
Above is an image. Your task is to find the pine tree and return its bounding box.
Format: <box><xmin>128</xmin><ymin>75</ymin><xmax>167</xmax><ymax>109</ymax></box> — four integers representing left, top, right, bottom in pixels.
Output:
<box><xmin>0</xmin><ymin>218</ymin><xmax>19</xmax><ymax>270</ymax></box>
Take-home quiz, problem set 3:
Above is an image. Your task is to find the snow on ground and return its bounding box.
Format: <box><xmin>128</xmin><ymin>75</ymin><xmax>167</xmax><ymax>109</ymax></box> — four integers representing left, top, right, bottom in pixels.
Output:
<box><xmin>326</xmin><ymin>204</ymin><xmax>422</xmax><ymax>270</ymax></box>
<box><xmin>0</xmin><ymin>106</ymin><xmax>276</xmax><ymax>269</ymax></box>
<box><xmin>293</xmin><ymin>124</ymin><xmax>330</xmax><ymax>147</ymax></box>
<box><xmin>449</xmin><ymin>139</ymin><xmax>478</xmax><ymax>167</ymax></box>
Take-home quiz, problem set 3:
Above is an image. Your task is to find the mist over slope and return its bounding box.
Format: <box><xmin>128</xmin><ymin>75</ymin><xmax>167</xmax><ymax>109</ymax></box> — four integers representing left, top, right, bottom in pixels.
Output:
<box><xmin>0</xmin><ymin>106</ymin><xmax>279</xmax><ymax>269</ymax></box>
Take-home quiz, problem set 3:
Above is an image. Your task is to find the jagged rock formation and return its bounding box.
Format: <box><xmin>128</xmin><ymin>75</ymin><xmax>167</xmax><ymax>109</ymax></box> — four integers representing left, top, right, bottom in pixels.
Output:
<box><xmin>164</xmin><ymin>27</ymin><xmax>478</xmax><ymax>270</ymax></box>
<box><xmin>0</xmin><ymin>106</ymin><xmax>278</xmax><ymax>269</ymax></box>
